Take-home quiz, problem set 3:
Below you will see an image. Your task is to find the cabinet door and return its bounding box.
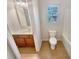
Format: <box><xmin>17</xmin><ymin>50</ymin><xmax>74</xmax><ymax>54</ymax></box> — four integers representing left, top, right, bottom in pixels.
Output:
<box><xmin>14</xmin><ymin>37</ymin><xmax>26</xmax><ymax>47</ymax></box>
<box><xmin>25</xmin><ymin>35</ymin><xmax>35</xmax><ymax>47</ymax></box>
<box><xmin>13</xmin><ymin>35</ymin><xmax>35</xmax><ymax>47</ymax></box>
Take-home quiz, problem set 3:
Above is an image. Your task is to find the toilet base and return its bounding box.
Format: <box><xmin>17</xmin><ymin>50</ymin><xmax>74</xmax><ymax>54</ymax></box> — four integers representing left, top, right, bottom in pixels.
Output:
<box><xmin>50</xmin><ymin>44</ymin><xmax>56</xmax><ymax>50</ymax></box>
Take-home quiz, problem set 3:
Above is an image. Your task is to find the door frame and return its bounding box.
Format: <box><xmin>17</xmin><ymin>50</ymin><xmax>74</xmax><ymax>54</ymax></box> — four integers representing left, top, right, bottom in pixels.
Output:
<box><xmin>7</xmin><ymin>27</ymin><xmax>22</xmax><ymax>59</ymax></box>
<box><xmin>7</xmin><ymin>0</ymin><xmax>42</xmax><ymax>58</ymax></box>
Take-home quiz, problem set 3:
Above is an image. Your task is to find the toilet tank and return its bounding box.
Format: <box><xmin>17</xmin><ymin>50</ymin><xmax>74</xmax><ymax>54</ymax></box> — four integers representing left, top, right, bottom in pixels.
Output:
<box><xmin>49</xmin><ymin>30</ymin><xmax>56</xmax><ymax>37</ymax></box>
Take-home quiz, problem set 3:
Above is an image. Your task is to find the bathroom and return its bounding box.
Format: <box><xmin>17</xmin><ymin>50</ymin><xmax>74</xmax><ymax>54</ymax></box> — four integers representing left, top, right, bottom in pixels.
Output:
<box><xmin>7</xmin><ymin>0</ymin><xmax>71</xmax><ymax>59</ymax></box>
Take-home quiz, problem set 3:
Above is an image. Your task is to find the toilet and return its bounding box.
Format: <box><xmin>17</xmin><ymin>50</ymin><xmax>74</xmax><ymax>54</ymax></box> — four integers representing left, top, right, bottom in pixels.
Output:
<box><xmin>49</xmin><ymin>30</ymin><xmax>57</xmax><ymax>50</ymax></box>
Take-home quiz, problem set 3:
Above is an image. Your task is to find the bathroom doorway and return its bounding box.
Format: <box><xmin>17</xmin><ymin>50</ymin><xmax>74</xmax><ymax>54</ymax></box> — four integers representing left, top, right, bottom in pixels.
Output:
<box><xmin>7</xmin><ymin>0</ymin><xmax>36</xmax><ymax>55</ymax></box>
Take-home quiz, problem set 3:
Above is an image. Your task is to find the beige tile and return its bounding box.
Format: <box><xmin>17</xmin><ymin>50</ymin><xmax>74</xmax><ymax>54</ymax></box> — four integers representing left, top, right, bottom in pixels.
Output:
<box><xmin>19</xmin><ymin>41</ymin><xmax>70</xmax><ymax>59</ymax></box>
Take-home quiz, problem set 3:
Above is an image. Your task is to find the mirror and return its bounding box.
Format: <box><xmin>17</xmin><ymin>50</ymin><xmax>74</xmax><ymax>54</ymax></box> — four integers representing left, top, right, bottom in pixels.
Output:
<box><xmin>15</xmin><ymin>1</ymin><xmax>31</xmax><ymax>28</ymax></box>
<box><xmin>7</xmin><ymin>0</ymin><xmax>32</xmax><ymax>34</ymax></box>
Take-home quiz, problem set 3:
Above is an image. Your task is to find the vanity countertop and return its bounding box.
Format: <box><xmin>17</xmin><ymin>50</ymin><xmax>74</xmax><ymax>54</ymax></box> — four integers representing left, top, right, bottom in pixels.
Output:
<box><xmin>12</xmin><ymin>29</ymin><xmax>33</xmax><ymax>35</ymax></box>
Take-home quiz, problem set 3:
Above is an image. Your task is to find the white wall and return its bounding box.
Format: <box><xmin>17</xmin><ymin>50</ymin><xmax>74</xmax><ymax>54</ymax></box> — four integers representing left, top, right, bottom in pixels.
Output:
<box><xmin>7</xmin><ymin>27</ymin><xmax>22</xmax><ymax>59</ymax></box>
<box><xmin>62</xmin><ymin>0</ymin><xmax>71</xmax><ymax>57</ymax></box>
<box><xmin>7</xmin><ymin>43</ymin><xmax>16</xmax><ymax>59</ymax></box>
<box><xmin>63</xmin><ymin>9</ymin><xmax>71</xmax><ymax>41</ymax></box>
<box><xmin>33</xmin><ymin>0</ymin><xmax>42</xmax><ymax>52</ymax></box>
<box><xmin>7</xmin><ymin>0</ymin><xmax>21</xmax><ymax>33</ymax></box>
<box><xmin>62</xmin><ymin>8</ymin><xmax>71</xmax><ymax>42</ymax></box>
<box><xmin>62</xmin><ymin>10</ymin><xmax>71</xmax><ymax>57</ymax></box>
<box><xmin>38</xmin><ymin>0</ymin><xmax>64</xmax><ymax>41</ymax></box>
<box><xmin>28</xmin><ymin>0</ymin><xmax>42</xmax><ymax>52</ymax></box>
<box><xmin>62</xmin><ymin>9</ymin><xmax>71</xmax><ymax>56</ymax></box>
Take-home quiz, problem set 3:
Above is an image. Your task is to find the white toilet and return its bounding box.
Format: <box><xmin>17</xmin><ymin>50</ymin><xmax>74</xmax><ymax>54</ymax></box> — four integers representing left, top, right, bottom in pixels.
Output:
<box><xmin>49</xmin><ymin>30</ymin><xmax>57</xmax><ymax>50</ymax></box>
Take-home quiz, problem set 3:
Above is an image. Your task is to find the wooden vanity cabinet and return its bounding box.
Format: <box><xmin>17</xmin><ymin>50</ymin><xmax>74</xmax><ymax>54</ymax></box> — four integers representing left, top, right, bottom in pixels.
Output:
<box><xmin>13</xmin><ymin>35</ymin><xmax>34</xmax><ymax>47</ymax></box>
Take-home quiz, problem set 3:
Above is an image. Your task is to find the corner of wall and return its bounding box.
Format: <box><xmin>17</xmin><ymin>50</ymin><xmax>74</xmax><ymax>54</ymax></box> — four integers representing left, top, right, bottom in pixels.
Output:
<box><xmin>62</xmin><ymin>33</ymin><xmax>71</xmax><ymax>57</ymax></box>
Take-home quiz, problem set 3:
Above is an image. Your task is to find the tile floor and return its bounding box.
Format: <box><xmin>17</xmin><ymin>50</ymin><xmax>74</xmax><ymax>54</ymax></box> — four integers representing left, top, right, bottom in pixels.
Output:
<box><xmin>19</xmin><ymin>41</ymin><xmax>70</xmax><ymax>59</ymax></box>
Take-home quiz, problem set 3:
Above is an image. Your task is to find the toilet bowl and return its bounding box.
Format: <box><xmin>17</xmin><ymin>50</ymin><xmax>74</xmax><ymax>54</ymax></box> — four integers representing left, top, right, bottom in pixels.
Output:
<box><xmin>49</xmin><ymin>30</ymin><xmax>57</xmax><ymax>50</ymax></box>
<box><xmin>49</xmin><ymin>37</ymin><xmax>57</xmax><ymax>49</ymax></box>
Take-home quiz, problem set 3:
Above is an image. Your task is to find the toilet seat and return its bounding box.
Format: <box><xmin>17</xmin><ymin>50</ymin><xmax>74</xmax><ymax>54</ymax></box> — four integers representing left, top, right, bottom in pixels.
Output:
<box><xmin>49</xmin><ymin>37</ymin><xmax>57</xmax><ymax>45</ymax></box>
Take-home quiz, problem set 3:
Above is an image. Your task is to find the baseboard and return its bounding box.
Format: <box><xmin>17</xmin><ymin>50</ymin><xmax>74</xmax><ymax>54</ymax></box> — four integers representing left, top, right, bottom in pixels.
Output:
<box><xmin>62</xmin><ymin>34</ymin><xmax>71</xmax><ymax>57</ymax></box>
<box><xmin>42</xmin><ymin>38</ymin><xmax>49</xmax><ymax>41</ymax></box>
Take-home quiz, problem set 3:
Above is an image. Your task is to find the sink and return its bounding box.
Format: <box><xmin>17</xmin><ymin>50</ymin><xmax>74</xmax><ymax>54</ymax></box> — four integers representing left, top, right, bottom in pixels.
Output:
<box><xmin>12</xmin><ymin>27</ymin><xmax>33</xmax><ymax>35</ymax></box>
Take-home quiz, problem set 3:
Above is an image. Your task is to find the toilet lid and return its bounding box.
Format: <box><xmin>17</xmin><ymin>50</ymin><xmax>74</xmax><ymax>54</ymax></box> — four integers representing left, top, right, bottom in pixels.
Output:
<box><xmin>49</xmin><ymin>37</ymin><xmax>57</xmax><ymax>44</ymax></box>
